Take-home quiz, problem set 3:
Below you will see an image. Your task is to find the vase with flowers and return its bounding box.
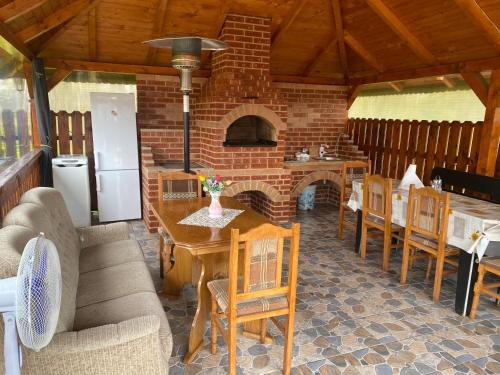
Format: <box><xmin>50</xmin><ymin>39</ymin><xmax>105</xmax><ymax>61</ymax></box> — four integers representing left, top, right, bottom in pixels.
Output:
<box><xmin>199</xmin><ymin>174</ymin><xmax>231</xmax><ymax>218</ymax></box>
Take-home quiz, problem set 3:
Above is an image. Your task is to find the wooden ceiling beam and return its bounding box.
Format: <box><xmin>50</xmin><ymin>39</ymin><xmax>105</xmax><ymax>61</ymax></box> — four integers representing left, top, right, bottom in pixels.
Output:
<box><xmin>34</xmin><ymin>0</ymin><xmax>101</xmax><ymax>54</ymax></box>
<box><xmin>461</xmin><ymin>71</ymin><xmax>488</xmax><ymax>106</ymax></box>
<box><xmin>344</xmin><ymin>31</ymin><xmax>384</xmax><ymax>72</ymax></box>
<box><xmin>331</xmin><ymin>0</ymin><xmax>348</xmax><ymax>74</ymax></box>
<box><xmin>437</xmin><ymin>75</ymin><xmax>455</xmax><ymax>88</ymax></box>
<box><xmin>453</xmin><ymin>0</ymin><xmax>500</xmax><ymax>54</ymax></box>
<box><xmin>476</xmin><ymin>69</ymin><xmax>500</xmax><ymax>176</ymax></box>
<box><xmin>365</xmin><ymin>0</ymin><xmax>437</xmax><ymax>65</ymax></box>
<box><xmin>0</xmin><ymin>0</ymin><xmax>48</xmax><ymax>23</ymax></box>
<box><xmin>46</xmin><ymin>68</ymin><xmax>71</xmax><ymax>92</ymax></box>
<box><xmin>43</xmin><ymin>58</ymin><xmax>211</xmax><ymax>77</ymax></box>
<box><xmin>302</xmin><ymin>37</ymin><xmax>337</xmax><ymax>76</ymax></box>
<box><xmin>0</xmin><ymin>20</ymin><xmax>33</xmax><ymax>59</ymax></box>
<box><xmin>88</xmin><ymin>7</ymin><xmax>96</xmax><ymax>60</ymax></box>
<box><xmin>0</xmin><ymin>1</ymin><xmax>14</xmax><ymax>8</ymax></box>
<box><xmin>145</xmin><ymin>0</ymin><xmax>168</xmax><ymax>65</ymax></box>
<box><xmin>349</xmin><ymin>56</ymin><xmax>500</xmax><ymax>86</ymax></box>
<box><xmin>16</xmin><ymin>0</ymin><xmax>90</xmax><ymax>43</ymax></box>
<box><xmin>271</xmin><ymin>0</ymin><xmax>308</xmax><ymax>48</ymax></box>
<box><xmin>347</xmin><ymin>85</ymin><xmax>364</xmax><ymax>109</ymax></box>
<box><xmin>388</xmin><ymin>81</ymin><xmax>403</xmax><ymax>92</ymax></box>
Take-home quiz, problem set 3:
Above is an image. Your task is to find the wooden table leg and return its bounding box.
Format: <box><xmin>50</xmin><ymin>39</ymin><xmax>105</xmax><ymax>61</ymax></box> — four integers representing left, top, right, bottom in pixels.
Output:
<box><xmin>162</xmin><ymin>246</ymin><xmax>193</xmax><ymax>297</ymax></box>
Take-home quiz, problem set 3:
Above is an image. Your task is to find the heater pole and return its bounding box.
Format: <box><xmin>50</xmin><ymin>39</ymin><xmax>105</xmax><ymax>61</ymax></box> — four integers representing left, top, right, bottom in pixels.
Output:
<box><xmin>183</xmin><ymin>92</ymin><xmax>190</xmax><ymax>173</ymax></box>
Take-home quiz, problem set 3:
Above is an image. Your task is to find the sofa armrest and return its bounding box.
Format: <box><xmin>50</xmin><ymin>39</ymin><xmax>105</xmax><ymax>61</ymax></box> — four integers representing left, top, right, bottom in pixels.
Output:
<box><xmin>23</xmin><ymin>316</ymin><xmax>169</xmax><ymax>374</ymax></box>
<box><xmin>78</xmin><ymin>222</ymin><xmax>130</xmax><ymax>249</ymax></box>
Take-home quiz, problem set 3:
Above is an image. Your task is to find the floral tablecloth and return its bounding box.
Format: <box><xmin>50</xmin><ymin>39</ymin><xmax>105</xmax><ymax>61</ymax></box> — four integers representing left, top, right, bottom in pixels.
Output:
<box><xmin>348</xmin><ymin>179</ymin><xmax>500</xmax><ymax>252</ymax></box>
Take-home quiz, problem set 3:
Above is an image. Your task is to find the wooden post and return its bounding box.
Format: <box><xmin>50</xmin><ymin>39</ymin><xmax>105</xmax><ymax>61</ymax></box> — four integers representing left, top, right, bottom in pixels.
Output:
<box><xmin>476</xmin><ymin>69</ymin><xmax>500</xmax><ymax>176</ymax></box>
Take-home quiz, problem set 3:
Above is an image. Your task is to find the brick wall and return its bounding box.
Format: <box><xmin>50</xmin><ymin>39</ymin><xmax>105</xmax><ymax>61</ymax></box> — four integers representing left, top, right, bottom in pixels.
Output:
<box><xmin>277</xmin><ymin>83</ymin><xmax>348</xmax><ymax>160</ymax></box>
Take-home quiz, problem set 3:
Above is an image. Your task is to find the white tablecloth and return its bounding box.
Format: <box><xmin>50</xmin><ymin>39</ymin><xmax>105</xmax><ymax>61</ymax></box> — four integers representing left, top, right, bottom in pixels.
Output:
<box><xmin>348</xmin><ymin>179</ymin><xmax>500</xmax><ymax>252</ymax></box>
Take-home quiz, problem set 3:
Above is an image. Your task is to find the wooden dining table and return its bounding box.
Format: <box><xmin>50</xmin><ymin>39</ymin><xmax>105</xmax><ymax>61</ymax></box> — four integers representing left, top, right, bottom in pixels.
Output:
<box><xmin>151</xmin><ymin>196</ymin><xmax>274</xmax><ymax>363</ymax></box>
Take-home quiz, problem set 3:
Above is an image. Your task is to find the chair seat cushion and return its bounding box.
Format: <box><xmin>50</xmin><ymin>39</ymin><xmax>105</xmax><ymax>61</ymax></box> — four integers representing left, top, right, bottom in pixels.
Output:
<box><xmin>77</xmin><ymin>261</ymin><xmax>156</xmax><ymax>308</ymax></box>
<box><xmin>482</xmin><ymin>256</ymin><xmax>500</xmax><ymax>273</ymax></box>
<box><xmin>207</xmin><ymin>278</ymin><xmax>288</xmax><ymax>316</ymax></box>
<box><xmin>79</xmin><ymin>239</ymin><xmax>144</xmax><ymax>273</ymax></box>
<box><xmin>410</xmin><ymin>234</ymin><xmax>459</xmax><ymax>255</ymax></box>
<box><xmin>366</xmin><ymin>214</ymin><xmax>402</xmax><ymax>231</ymax></box>
<box><xmin>74</xmin><ymin>292</ymin><xmax>172</xmax><ymax>356</ymax></box>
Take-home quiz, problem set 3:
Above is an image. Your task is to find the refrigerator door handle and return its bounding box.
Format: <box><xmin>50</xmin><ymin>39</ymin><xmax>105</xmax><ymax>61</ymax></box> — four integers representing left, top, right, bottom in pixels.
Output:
<box><xmin>94</xmin><ymin>151</ymin><xmax>100</xmax><ymax>171</ymax></box>
<box><xmin>96</xmin><ymin>174</ymin><xmax>102</xmax><ymax>192</ymax></box>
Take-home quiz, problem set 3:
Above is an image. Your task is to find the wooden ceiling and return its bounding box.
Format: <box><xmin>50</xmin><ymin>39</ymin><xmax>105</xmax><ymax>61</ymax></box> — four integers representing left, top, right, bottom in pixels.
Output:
<box><xmin>0</xmin><ymin>0</ymin><xmax>499</xmax><ymax>86</ymax></box>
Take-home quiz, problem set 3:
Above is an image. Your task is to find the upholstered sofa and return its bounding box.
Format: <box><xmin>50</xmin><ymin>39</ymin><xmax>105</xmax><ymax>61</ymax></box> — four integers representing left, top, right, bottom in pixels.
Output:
<box><xmin>0</xmin><ymin>187</ymin><xmax>172</xmax><ymax>374</ymax></box>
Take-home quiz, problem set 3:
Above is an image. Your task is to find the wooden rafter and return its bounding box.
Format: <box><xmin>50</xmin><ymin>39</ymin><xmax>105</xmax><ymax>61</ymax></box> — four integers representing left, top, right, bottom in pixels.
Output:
<box><xmin>347</xmin><ymin>85</ymin><xmax>364</xmax><ymax>109</ymax></box>
<box><xmin>453</xmin><ymin>0</ymin><xmax>500</xmax><ymax>54</ymax></box>
<box><xmin>23</xmin><ymin>60</ymin><xmax>33</xmax><ymax>98</ymax></box>
<box><xmin>145</xmin><ymin>0</ymin><xmax>169</xmax><ymax>65</ymax></box>
<box><xmin>46</xmin><ymin>68</ymin><xmax>72</xmax><ymax>91</ymax></box>
<box><xmin>43</xmin><ymin>58</ymin><xmax>211</xmax><ymax>77</ymax></box>
<box><xmin>349</xmin><ymin>56</ymin><xmax>500</xmax><ymax>86</ymax></box>
<box><xmin>0</xmin><ymin>1</ymin><xmax>14</xmax><ymax>8</ymax></box>
<box><xmin>437</xmin><ymin>76</ymin><xmax>454</xmax><ymax>88</ymax></box>
<box><xmin>331</xmin><ymin>0</ymin><xmax>347</xmax><ymax>74</ymax></box>
<box><xmin>461</xmin><ymin>71</ymin><xmax>488</xmax><ymax>106</ymax></box>
<box><xmin>388</xmin><ymin>81</ymin><xmax>403</xmax><ymax>92</ymax></box>
<box><xmin>0</xmin><ymin>20</ymin><xmax>32</xmax><ymax>59</ymax></box>
<box><xmin>32</xmin><ymin>0</ymin><xmax>101</xmax><ymax>54</ymax></box>
<box><xmin>88</xmin><ymin>7</ymin><xmax>96</xmax><ymax>60</ymax></box>
<box><xmin>365</xmin><ymin>0</ymin><xmax>437</xmax><ymax>65</ymax></box>
<box><xmin>271</xmin><ymin>0</ymin><xmax>308</xmax><ymax>48</ymax></box>
<box><xmin>302</xmin><ymin>37</ymin><xmax>337</xmax><ymax>76</ymax></box>
<box><xmin>16</xmin><ymin>0</ymin><xmax>91</xmax><ymax>43</ymax></box>
<box><xmin>0</xmin><ymin>0</ymin><xmax>48</xmax><ymax>23</ymax></box>
<box><xmin>344</xmin><ymin>31</ymin><xmax>384</xmax><ymax>72</ymax></box>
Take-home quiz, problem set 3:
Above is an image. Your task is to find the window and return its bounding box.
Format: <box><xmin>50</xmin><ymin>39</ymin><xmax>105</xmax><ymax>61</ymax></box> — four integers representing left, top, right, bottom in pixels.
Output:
<box><xmin>0</xmin><ymin>37</ymin><xmax>32</xmax><ymax>172</ymax></box>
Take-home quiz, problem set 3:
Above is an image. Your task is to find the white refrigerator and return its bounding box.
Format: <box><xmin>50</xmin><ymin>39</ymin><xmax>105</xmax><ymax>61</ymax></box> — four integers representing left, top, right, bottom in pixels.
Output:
<box><xmin>90</xmin><ymin>92</ymin><xmax>141</xmax><ymax>222</ymax></box>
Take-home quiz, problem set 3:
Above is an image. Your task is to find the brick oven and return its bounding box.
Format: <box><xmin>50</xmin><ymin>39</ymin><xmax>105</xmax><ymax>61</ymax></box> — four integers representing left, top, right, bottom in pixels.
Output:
<box><xmin>138</xmin><ymin>14</ymin><xmax>364</xmax><ymax>232</ymax></box>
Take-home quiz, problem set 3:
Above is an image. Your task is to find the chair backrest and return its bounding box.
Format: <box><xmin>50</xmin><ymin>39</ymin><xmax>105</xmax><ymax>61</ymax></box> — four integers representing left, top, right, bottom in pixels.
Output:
<box><xmin>363</xmin><ymin>174</ymin><xmax>392</xmax><ymax>223</ymax></box>
<box><xmin>340</xmin><ymin>160</ymin><xmax>371</xmax><ymax>200</ymax></box>
<box><xmin>227</xmin><ymin>223</ymin><xmax>300</xmax><ymax>316</ymax></box>
<box><xmin>405</xmin><ymin>185</ymin><xmax>451</xmax><ymax>247</ymax></box>
<box><xmin>430</xmin><ymin>167</ymin><xmax>500</xmax><ymax>203</ymax></box>
<box><xmin>157</xmin><ymin>171</ymin><xmax>202</xmax><ymax>202</ymax></box>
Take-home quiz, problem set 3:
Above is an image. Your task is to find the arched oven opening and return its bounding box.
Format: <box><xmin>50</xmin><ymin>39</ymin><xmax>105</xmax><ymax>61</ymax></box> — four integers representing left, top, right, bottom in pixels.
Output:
<box><xmin>223</xmin><ymin>115</ymin><xmax>277</xmax><ymax>147</ymax></box>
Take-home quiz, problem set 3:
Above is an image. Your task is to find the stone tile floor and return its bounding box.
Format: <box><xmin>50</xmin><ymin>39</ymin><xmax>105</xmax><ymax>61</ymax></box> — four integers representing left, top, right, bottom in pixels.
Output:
<box><xmin>129</xmin><ymin>204</ymin><xmax>500</xmax><ymax>374</ymax></box>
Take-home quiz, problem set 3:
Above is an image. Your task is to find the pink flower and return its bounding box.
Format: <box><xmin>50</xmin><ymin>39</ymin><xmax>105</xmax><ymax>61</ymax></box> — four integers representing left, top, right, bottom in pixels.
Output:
<box><xmin>215</xmin><ymin>175</ymin><xmax>221</xmax><ymax>182</ymax></box>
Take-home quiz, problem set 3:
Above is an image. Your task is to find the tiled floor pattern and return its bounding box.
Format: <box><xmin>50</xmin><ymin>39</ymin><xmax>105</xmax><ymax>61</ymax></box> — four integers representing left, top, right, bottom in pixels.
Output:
<box><xmin>129</xmin><ymin>205</ymin><xmax>500</xmax><ymax>375</ymax></box>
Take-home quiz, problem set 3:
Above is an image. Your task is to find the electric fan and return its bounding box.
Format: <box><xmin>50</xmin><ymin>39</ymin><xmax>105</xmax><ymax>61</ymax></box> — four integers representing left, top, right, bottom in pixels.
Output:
<box><xmin>0</xmin><ymin>233</ymin><xmax>62</xmax><ymax>375</ymax></box>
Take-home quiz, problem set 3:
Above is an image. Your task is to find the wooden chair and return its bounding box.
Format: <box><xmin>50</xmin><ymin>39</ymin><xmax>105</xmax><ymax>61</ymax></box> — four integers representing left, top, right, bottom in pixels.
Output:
<box><xmin>208</xmin><ymin>223</ymin><xmax>300</xmax><ymax>375</ymax></box>
<box><xmin>469</xmin><ymin>256</ymin><xmax>500</xmax><ymax>319</ymax></box>
<box><xmin>400</xmin><ymin>185</ymin><xmax>459</xmax><ymax>302</ymax></box>
<box><xmin>157</xmin><ymin>170</ymin><xmax>202</xmax><ymax>278</ymax></box>
<box><xmin>338</xmin><ymin>160</ymin><xmax>371</xmax><ymax>240</ymax></box>
<box><xmin>359</xmin><ymin>174</ymin><xmax>403</xmax><ymax>271</ymax></box>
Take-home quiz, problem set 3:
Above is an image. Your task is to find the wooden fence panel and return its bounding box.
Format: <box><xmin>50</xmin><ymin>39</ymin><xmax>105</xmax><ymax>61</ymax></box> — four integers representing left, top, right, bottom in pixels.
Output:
<box><xmin>346</xmin><ymin>118</ymin><xmax>485</xmax><ymax>184</ymax></box>
<box><xmin>51</xmin><ymin>110</ymin><xmax>97</xmax><ymax>210</ymax></box>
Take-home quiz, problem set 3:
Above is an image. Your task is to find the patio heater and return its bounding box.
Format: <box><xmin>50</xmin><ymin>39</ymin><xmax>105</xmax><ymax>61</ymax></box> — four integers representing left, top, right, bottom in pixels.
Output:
<box><xmin>143</xmin><ymin>36</ymin><xmax>228</xmax><ymax>173</ymax></box>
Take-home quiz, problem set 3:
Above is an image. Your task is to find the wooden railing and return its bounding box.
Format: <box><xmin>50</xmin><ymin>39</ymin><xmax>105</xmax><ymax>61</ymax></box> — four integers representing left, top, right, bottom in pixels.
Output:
<box><xmin>346</xmin><ymin>118</ymin><xmax>483</xmax><ymax>184</ymax></box>
<box><xmin>50</xmin><ymin>111</ymin><xmax>96</xmax><ymax>210</ymax></box>
<box><xmin>0</xmin><ymin>149</ymin><xmax>42</xmax><ymax>222</ymax></box>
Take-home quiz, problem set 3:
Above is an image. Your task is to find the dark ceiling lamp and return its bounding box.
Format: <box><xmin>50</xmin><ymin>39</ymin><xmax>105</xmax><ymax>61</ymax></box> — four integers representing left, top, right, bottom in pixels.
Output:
<box><xmin>143</xmin><ymin>36</ymin><xmax>229</xmax><ymax>173</ymax></box>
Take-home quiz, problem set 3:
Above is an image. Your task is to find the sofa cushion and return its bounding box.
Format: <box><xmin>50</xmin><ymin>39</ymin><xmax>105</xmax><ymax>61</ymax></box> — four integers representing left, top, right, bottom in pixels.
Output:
<box><xmin>0</xmin><ymin>225</ymin><xmax>37</xmax><ymax>279</ymax></box>
<box><xmin>77</xmin><ymin>261</ymin><xmax>156</xmax><ymax>308</ymax></box>
<box><xmin>3</xmin><ymin>203</ymin><xmax>79</xmax><ymax>332</ymax></box>
<box><xmin>73</xmin><ymin>292</ymin><xmax>172</xmax><ymax>356</ymax></box>
<box><xmin>79</xmin><ymin>239</ymin><xmax>144</xmax><ymax>274</ymax></box>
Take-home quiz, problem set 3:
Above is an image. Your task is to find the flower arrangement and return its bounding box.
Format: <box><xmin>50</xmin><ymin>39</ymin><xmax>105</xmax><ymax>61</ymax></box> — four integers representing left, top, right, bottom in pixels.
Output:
<box><xmin>199</xmin><ymin>175</ymin><xmax>231</xmax><ymax>194</ymax></box>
